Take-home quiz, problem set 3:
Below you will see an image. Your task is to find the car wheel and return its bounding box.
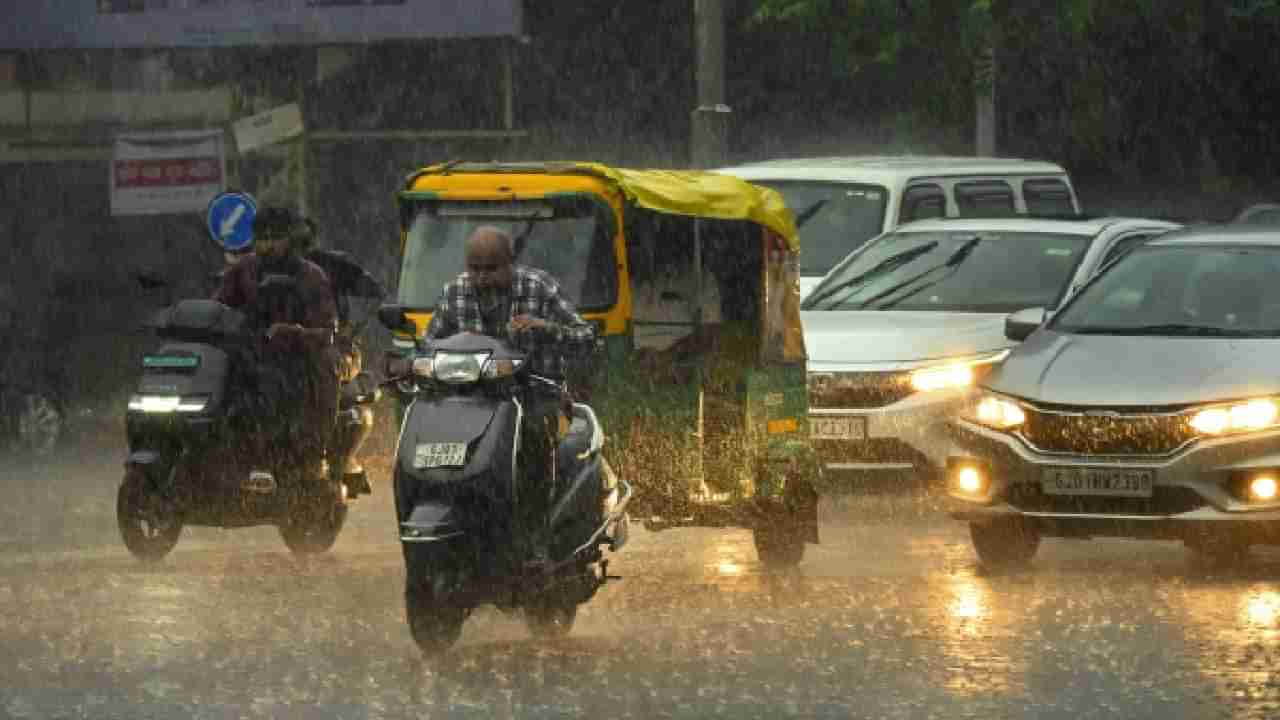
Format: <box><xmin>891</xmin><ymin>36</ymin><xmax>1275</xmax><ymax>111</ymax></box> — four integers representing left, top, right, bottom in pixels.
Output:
<box><xmin>1185</xmin><ymin>531</ymin><xmax>1250</xmax><ymax>567</ymax></box>
<box><xmin>753</xmin><ymin>524</ymin><xmax>806</xmax><ymax>568</ymax></box>
<box><xmin>525</xmin><ymin>595</ymin><xmax>579</xmax><ymax>639</ymax></box>
<box><xmin>969</xmin><ymin>519</ymin><xmax>1039</xmax><ymax>569</ymax></box>
<box><xmin>405</xmin><ymin>580</ymin><xmax>467</xmax><ymax>656</ymax></box>
<box><xmin>117</xmin><ymin>468</ymin><xmax>183</xmax><ymax>562</ymax></box>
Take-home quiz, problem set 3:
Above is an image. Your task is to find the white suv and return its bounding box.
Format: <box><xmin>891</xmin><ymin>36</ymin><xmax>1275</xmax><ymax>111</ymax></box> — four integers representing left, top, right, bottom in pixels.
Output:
<box><xmin>801</xmin><ymin>217</ymin><xmax>1180</xmax><ymax>485</ymax></box>
<box><xmin>717</xmin><ymin>156</ymin><xmax>1081</xmax><ymax>298</ymax></box>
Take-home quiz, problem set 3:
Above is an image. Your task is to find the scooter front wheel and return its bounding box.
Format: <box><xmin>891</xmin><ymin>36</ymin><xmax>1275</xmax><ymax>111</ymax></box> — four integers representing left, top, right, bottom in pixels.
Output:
<box><xmin>278</xmin><ymin>503</ymin><xmax>348</xmax><ymax>555</ymax></box>
<box><xmin>117</xmin><ymin>468</ymin><xmax>183</xmax><ymax>562</ymax></box>
<box><xmin>405</xmin><ymin>581</ymin><xmax>467</xmax><ymax>655</ymax></box>
<box><xmin>524</xmin><ymin>596</ymin><xmax>578</xmax><ymax>639</ymax></box>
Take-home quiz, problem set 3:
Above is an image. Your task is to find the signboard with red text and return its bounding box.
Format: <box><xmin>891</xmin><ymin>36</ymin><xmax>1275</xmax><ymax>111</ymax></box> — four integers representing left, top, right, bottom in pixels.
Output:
<box><xmin>111</xmin><ymin>129</ymin><xmax>226</xmax><ymax>216</ymax></box>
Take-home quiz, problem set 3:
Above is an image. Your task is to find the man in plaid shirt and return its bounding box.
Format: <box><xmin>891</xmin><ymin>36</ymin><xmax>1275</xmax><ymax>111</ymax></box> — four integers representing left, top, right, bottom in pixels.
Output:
<box><xmin>425</xmin><ymin>225</ymin><xmax>595</xmax><ymax>562</ymax></box>
<box><xmin>425</xmin><ymin>226</ymin><xmax>595</xmax><ymax>379</ymax></box>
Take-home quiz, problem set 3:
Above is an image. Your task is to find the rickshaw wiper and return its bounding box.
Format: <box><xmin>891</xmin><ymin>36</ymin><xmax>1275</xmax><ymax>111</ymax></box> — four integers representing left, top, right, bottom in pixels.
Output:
<box><xmin>794</xmin><ymin>199</ymin><xmax>828</xmax><ymax>229</ymax></box>
<box><xmin>873</xmin><ymin>236</ymin><xmax>983</xmax><ymax>310</ymax></box>
<box><xmin>804</xmin><ymin>240</ymin><xmax>938</xmax><ymax>310</ymax></box>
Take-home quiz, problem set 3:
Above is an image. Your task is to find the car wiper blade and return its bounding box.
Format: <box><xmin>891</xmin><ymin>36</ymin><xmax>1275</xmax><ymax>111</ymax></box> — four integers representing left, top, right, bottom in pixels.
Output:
<box><xmin>794</xmin><ymin>198</ymin><xmax>829</xmax><ymax>229</ymax></box>
<box><xmin>871</xmin><ymin>236</ymin><xmax>983</xmax><ymax>310</ymax></box>
<box><xmin>804</xmin><ymin>240</ymin><xmax>939</xmax><ymax>310</ymax></box>
<box><xmin>1075</xmin><ymin>323</ymin><xmax>1269</xmax><ymax>337</ymax></box>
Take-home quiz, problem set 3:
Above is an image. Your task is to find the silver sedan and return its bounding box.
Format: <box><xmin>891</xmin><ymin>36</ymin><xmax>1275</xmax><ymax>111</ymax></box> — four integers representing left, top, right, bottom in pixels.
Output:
<box><xmin>947</xmin><ymin>225</ymin><xmax>1280</xmax><ymax>568</ymax></box>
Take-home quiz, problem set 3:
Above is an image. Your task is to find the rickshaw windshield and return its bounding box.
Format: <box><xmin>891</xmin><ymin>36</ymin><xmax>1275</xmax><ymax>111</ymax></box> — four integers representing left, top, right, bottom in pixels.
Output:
<box><xmin>397</xmin><ymin>199</ymin><xmax>618</xmax><ymax>312</ymax></box>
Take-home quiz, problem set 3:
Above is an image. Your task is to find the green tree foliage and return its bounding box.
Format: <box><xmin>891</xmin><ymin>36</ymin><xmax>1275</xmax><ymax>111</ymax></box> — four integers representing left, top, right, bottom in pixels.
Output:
<box><xmin>750</xmin><ymin>0</ymin><xmax>1280</xmax><ymax>181</ymax></box>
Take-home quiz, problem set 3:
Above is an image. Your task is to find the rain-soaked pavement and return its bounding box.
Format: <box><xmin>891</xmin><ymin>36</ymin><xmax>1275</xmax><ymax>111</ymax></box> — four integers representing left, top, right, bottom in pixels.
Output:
<box><xmin>5</xmin><ymin>429</ymin><xmax>1280</xmax><ymax>719</ymax></box>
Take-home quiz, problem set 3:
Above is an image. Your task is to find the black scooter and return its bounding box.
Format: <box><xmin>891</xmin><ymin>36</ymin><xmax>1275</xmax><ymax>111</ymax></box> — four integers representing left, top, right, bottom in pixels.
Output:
<box><xmin>380</xmin><ymin>308</ymin><xmax>631</xmax><ymax>654</ymax></box>
<box><xmin>117</xmin><ymin>275</ymin><xmax>379</xmax><ymax>561</ymax></box>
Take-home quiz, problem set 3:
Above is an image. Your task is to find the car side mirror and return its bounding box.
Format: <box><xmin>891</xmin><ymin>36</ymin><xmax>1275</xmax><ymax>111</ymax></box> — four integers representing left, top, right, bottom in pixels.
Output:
<box><xmin>1005</xmin><ymin>307</ymin><xmax>1047</xmax><ymax>342</ymax></box>
<box><xmin>377</xmin><ymin>304</ymin><xmax>417</xmax><ymax>335</ymax></box>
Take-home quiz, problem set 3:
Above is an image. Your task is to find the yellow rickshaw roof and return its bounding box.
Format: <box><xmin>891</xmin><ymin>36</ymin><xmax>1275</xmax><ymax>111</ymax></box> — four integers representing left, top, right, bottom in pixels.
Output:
<box><xmin>403</xmin><ymin>161</ymin><xmax>800</xmax><ymax>253</ymax></box>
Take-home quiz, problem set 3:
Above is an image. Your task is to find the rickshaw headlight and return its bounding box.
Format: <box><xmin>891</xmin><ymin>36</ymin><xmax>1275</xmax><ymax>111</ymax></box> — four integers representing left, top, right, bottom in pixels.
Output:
<box><xmin>909</xmin><ymin>350</ymin><xmax>1010</xmax><ymax>393</ymax></box>
<box><xmin>430</xmin><ymin>352</ymin><xmax>489</xmax><ymax>384</ymax></box>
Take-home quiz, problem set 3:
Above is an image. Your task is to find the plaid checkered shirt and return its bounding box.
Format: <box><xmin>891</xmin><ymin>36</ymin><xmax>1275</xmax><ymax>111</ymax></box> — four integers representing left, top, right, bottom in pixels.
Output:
<box><xmin>425</xmin><ymin>264</ymin><xmax>595</xmax><ymax>379</ymax></box>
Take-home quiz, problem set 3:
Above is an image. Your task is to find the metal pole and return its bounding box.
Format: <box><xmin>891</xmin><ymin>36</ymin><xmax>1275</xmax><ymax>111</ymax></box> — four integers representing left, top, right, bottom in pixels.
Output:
<box><xmin>691</xmin><ymin>0</ymin><xmax>729</xmax><ymax>168</ymax></box>
<box><xmin>501</xmin><ymin>38</ymin><xmax>515</xmax><ymax>131</ymax></box>
<box><xmin>974</xmin><ymin>45</ymin><xmax>996</xmax><ymax>156</ymax></box>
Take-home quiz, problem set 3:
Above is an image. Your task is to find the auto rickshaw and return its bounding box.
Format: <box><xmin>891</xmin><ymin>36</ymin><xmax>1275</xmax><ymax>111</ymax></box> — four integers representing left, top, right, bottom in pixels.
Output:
<box><xmin>381</xmin><ymin>162</ymin><xmax>818</xmax><ymax>566</ymax></box>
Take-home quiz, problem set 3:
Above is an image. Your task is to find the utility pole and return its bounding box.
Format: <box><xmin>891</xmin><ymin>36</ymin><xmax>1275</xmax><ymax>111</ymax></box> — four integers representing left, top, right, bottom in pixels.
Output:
<box><xmin>974</xmin><ymin>45</ymin><xmax>996</xmax><ymax>156</ymax></box>
<box><xmin>691</xmin><ymin>0</ymin><xmax>730</xmax><ymax>168</ymax></box>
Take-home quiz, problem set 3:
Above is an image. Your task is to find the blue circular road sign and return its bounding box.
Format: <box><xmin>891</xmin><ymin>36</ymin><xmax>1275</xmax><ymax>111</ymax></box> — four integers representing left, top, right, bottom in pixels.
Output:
<box><xmin>206</xmin><ymin>191</ymin><xmax>258</xmax><ymax>252</ymax></box>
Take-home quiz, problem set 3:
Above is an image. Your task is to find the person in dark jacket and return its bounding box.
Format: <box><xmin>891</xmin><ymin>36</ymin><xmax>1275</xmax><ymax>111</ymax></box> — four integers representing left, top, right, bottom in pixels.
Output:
<box><xmin>214</xmin><ymin>207</ymin><xmax>340</xmax><ymax>472</ymax></box>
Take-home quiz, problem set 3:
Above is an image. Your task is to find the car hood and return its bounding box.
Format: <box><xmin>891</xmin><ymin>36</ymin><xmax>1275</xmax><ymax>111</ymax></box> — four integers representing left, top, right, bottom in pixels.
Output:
<box><xmin>988</xmin><ymin>330</ymin><xmax>1280</xmax><ymax>406</ymax></box>
<box><xmin>802</xmin><ymin>310</ymin><xmax>1012</xmax><ymax>369</ymax></box>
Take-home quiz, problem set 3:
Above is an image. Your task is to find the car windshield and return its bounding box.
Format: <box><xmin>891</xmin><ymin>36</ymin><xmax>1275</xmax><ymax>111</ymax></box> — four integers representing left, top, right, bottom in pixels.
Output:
<box><xmin>1052</xmin><ymin>244</ymin><xmax>1280</xmax><ymax>337</ymax></box>
<box><xmin>397</xmin><ymin>200</ymin><xmax>618</xmax><ymax>312</ymax></box>
<box><xmin>751</xmin><ymin>180</ymin><xmax>888</xmax><ymax>275</ymax></box>
<box><xmin>802</xmin><ymin>230</ymin><xmax>1091</xmax><ymax>312</ymax></box>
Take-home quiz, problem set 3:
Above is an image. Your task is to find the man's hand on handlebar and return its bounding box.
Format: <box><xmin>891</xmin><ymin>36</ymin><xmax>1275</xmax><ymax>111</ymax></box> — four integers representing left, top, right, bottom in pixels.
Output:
<box><xmin>508</xmin><ymin>314</ymin><xmax>549</xmax><ymax>334</ymax></box>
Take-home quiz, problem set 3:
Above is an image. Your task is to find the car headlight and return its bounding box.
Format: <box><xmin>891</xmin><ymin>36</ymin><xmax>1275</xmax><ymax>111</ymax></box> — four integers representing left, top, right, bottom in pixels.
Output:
<box><xmin>970</xmin><ymin>393</ymin><xmax>1026</xmax><ymax>430</ymax></box>
<box><xmin>1189</xmin><ymin>398</ymin><xmax>1280</xmax><ymax>436</ymax></box>
<box><xmin>128</xmin><ymin>394</ymin><xmax>209</xmax><ymax>414</ymax></box>
<box><xmin>909</xmin><ymin>350</ymin><xmax>1010</xmax><ymax>393</ymax></box>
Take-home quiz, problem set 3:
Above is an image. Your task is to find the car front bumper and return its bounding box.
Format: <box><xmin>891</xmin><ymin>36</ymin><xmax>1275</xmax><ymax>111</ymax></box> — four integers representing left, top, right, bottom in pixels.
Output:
<box><xmin>810</xmin><ymin>386</ymin><xmax>971</xmax><ymax>478</ymax></box>
<box><xmin>945</xmin><ymin>417</ymin><xmax>1280</xmax><ymax>540</ymax></box>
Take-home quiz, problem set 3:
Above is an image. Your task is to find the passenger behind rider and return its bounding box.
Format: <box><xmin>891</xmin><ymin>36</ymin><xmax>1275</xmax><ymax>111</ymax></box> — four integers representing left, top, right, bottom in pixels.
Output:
<box><xmin>213</xmin><ymin>207</ymin><xmax>340</xmax><ymax>469</ymax></box>
<box><xmin>425</xmin><ymin>225</ymin><xmax>596</xmax><ymax>559</ymax></box>
<box><xmin>287</xmin><ymin>215</ymin><xmax>385</xmax><ymax>481</ymax></box>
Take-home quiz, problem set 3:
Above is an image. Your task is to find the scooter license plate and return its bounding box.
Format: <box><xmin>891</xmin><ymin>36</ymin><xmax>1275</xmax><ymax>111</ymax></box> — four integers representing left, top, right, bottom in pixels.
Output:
<box><xmin>413</xmin><ymin>442</ymin><xmax>468</xmax><ymax>469</ymax></box>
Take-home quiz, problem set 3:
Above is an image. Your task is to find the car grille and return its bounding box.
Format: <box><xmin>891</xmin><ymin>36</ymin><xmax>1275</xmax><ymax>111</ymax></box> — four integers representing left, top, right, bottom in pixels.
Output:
<box><xmin>1006</xmin><ymin>484</ymin><xmax>1207</xmax><ymax>516</ymax></box>
<box><xmin>1017</xmin><ymin>406</ymin><xmax>1197</xmax><ymax>456</ymax></box>
<box><xmin>811</xmin><ymin>438</ymin><xmax>930</xmax><ymax>467</ymax></box>
<box><xmin>809</xmin><ymin>371</ymin><xmax>914</xmax><ymax>410</ymax></box>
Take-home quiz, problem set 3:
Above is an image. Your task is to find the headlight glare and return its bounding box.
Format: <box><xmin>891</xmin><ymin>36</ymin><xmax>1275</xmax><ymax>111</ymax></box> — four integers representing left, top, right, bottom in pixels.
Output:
<box><xmin>128</xmin><ymin>394</ymin><xmax>208</xmax><ymax>414</ymax></box>
<box><xmin>909</xmin><ymin>350</ymin><xmax>1010</xmax><ymax>393</ymax></box>
<box><xmin>1190</xmin><ymin>398</ymin><xmax>1280</xmax><ymax>435</ymax></box>
<box><xmin>974</xmin><ymin>395</ymin><xmax>1026</xmax><ymax>429</ymax></box>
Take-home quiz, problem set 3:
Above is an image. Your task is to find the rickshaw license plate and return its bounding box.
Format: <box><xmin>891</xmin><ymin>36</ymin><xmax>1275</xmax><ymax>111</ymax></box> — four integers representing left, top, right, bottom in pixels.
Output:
<box><xmin>811</xmin><ymin>416</ymin><xmax>867</xmax><ymax>441</ymax></box>
<box><xmin>413</xmin><ymin>443</ymin><xmax>467</xmax><ymax>469</ymax></box>
<box><xmin>1041</xmin><ymin>467</ymin><xmax>1153</xmax><ymax>497</ymax></box>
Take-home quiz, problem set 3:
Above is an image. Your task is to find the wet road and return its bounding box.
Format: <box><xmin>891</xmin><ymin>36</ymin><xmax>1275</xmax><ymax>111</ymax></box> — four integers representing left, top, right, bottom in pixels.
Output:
<box><xmin>6</xmin><ymin>443</ymin><xmax>1280</xmax><ymax>718</ymax></box>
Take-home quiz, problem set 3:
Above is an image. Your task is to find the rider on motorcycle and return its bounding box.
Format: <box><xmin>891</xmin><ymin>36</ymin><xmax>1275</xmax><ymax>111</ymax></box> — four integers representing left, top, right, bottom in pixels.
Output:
<box><xmin>213</xmin><ymin>207</ymin><xmax>340</xmax><ymax>470</ymax></box>
<box><xmin>425</xmin><ymin>225</ymin><xmax>596</xmax><ymax>558</ymax></box>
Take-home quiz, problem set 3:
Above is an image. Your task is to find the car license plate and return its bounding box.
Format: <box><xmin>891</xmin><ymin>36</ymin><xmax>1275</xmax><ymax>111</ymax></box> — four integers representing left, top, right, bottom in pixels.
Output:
<box><xmin>1041</xmin><ymin>467</ymin><xmax>1154</xmax><ymax>498</ymax></box>
<box><xmin>413</xmin><ymin>442</ymin><xmax>467</xmax><ymax>469</ymax></box>
<box><xmin>810</xmin><ymin>416</ymin><xmax>867</xmax><ymax>441</ymax></box>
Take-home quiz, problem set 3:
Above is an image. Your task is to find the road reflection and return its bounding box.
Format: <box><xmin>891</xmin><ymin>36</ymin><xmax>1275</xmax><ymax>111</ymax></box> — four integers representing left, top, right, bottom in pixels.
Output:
<box><xmin>937</xmin><ymin>570</ymin><xmax>1024</xmax><ymax>698</ymax></box>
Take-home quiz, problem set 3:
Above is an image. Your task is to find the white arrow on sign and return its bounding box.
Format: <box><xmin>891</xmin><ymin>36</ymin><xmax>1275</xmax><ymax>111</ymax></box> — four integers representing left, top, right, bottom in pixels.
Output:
<box><xmin>219</xmin><ymin>204</ymin><xmax>246</xmax><ymax>238</ymax></box>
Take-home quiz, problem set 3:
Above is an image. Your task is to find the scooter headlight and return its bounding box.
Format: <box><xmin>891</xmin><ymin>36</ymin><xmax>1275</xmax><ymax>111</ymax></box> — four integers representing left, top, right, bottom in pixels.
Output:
<box><xmin>128</xmin><ymin>394</ymin><xmax>209</xmax><ymax>414</ymax></box>
<box><xmin>430</xmin><ymin>352</ymin><xmax>490</xmax><ymax>384</ymax></box>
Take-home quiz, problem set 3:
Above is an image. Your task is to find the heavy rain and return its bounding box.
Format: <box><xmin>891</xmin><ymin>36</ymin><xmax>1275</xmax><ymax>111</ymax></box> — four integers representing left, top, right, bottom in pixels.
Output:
<box><xmin>7</xmin><ymin>1</ymin><xmax>1280</xmax><ymax>718</ymax></box>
